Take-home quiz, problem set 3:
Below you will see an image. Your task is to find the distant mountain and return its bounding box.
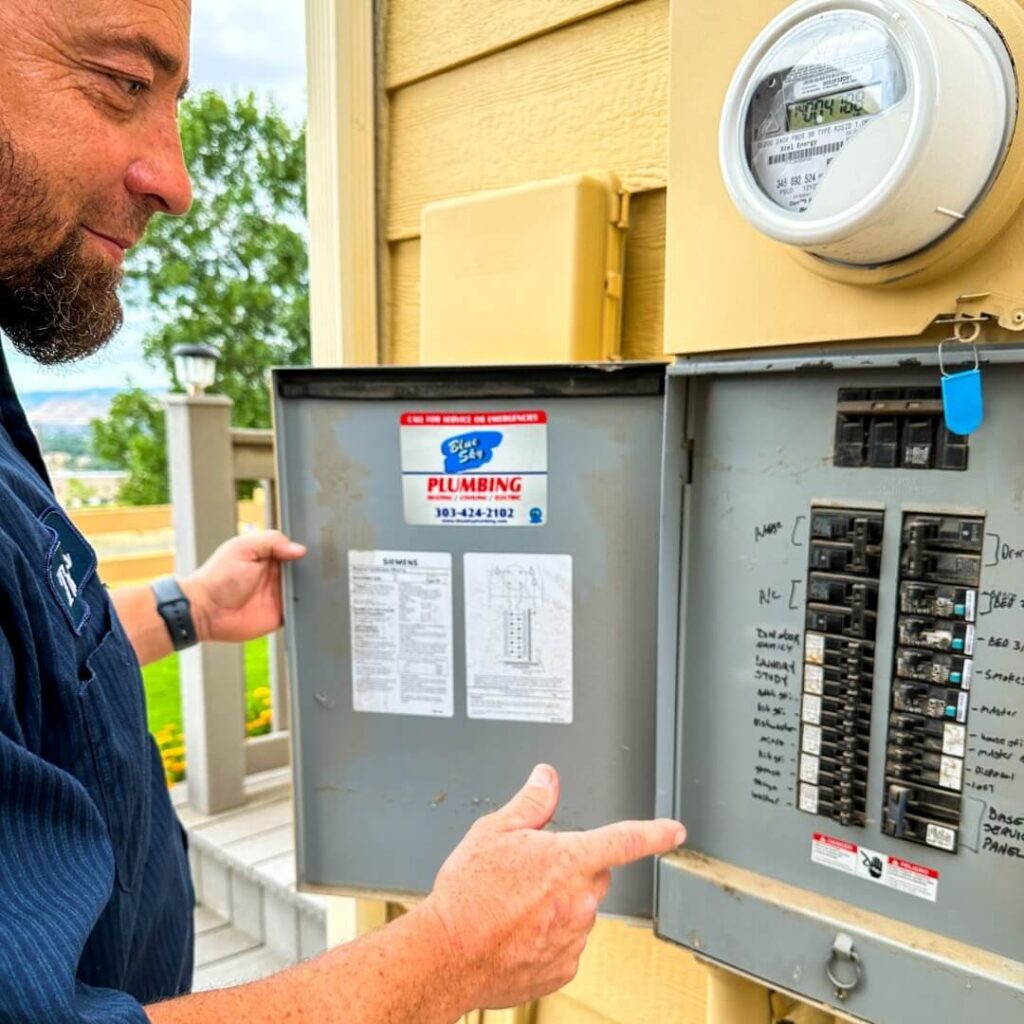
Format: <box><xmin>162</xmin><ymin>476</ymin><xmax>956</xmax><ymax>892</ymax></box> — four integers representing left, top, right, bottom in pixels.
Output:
<box><xmin>22</xmin><ymin>389</ymin><xmax>119</xmax><ymax>430</ymax></box>
<box><xmin>21</xmin><ymin>387</ymin><xmax>161</xmax><ymax>430</ymax></box>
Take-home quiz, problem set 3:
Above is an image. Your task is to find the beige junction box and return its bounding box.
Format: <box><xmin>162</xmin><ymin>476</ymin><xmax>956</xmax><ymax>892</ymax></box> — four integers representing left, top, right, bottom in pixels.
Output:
<box><xmin>665</xmin><ymin>0</ymin><xmax>1024</xmax><ymax>354</ymax></box>
<box><xmin>420</xmin><ymin>173</ymin><xmax>628</xmax><ymax>365</ymax></box>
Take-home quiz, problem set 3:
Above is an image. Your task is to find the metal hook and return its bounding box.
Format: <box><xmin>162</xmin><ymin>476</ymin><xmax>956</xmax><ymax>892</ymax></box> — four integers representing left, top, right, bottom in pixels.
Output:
<box><xmin>938</xmin><ymin>336</ymin><xmax>980</xmax><ymax>377</ymax></box>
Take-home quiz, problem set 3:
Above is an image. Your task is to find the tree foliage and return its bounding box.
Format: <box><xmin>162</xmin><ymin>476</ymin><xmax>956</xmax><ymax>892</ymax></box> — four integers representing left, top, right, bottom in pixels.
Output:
<box><xmin>91</xmin><ymin>388</ymin><xmax>168</xmax><ymax>506</ymax></box>
<box><xmin>129</xmin><ymin>90</ymin><xmax>309</xmax><ymax>430</ymax></box>
<box><xmin>94</xmin><ymin>92</ymin><xmax>308</xmax><ymax>504</ymax></box>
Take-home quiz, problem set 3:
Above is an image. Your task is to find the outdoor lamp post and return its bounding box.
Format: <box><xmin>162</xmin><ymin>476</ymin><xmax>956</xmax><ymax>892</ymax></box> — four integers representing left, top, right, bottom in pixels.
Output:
<box><xmin>172</xmin><ymin>344</ymin><xmax>219</xmax><ymax>396</ymax></box>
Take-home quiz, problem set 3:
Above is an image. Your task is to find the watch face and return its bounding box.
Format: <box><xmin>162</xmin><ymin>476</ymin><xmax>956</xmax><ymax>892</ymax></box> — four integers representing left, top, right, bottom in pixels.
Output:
<box><xmin>742</xmin><ymin>12</ymin><xmax>907</xmax><ymax>213</ymax></box>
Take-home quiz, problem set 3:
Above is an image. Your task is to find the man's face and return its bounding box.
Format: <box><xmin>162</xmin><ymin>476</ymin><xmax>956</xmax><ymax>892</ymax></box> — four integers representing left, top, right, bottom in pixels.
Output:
<box><xmin>0</xmin><ymin>0</ymin><xmax>192</xmax><ymax>365</ymax></box>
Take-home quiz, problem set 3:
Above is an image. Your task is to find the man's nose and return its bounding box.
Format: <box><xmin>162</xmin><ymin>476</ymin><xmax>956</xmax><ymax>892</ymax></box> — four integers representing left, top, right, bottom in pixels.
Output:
<box><xmin>124</xmin><ymin>119</ymin><xmax>193</xmax><ymax>217</ymax></box>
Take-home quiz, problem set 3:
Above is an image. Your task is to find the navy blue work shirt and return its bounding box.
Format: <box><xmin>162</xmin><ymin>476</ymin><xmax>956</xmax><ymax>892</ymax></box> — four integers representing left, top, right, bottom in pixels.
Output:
<box><xmin>0</xmin><ymin>342</ymin><xmax>194</xmax><ymax>1022</ymax></box>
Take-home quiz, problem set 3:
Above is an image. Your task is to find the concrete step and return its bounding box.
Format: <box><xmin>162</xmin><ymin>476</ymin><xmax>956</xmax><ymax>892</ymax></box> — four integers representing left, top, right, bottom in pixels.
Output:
<box><xmin>176</xmin><ymin>770</ymin><xmax>328</xmax><ymax>966</ymax></box>
<box><xmin>192</xmin><ymin>905</ymin><xmax>289</xmax><ymax>991</ymax></box>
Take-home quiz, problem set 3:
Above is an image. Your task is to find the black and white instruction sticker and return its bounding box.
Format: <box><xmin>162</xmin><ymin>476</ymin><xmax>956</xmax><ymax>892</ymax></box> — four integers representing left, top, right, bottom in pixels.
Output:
<box><xmin>348</xmin><ymin>550</ymin><xmax>454</xmax><ymax>718</ymax></box>
<box><xmin>463</xmin><ymin>553</ymin><xmax>573</xmax><ymax>723</ymax></box>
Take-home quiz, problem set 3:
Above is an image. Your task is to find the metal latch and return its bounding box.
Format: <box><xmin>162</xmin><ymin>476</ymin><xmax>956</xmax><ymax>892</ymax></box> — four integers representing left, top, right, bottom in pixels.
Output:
<box><xmin>826</xmin><ymin>932</ymin><xmax>863</xmax><ymax>1001</ymax></box>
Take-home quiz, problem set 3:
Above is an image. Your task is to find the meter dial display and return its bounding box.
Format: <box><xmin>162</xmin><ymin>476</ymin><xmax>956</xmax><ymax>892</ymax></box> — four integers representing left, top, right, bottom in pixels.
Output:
<box><xmin>720</xmin><ymin>0</ymin><xmax>1018</xmax><ymax>267</ymax></box>
<box><xmin>744</xmin><ymin>13</ymin><xmax>906</xmax><ymax>213</ymax></box>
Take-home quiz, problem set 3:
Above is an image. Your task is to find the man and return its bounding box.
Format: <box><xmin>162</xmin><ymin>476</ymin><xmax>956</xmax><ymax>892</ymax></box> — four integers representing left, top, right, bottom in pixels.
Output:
<box><xmin>0</xmin><ymin>2</ymin><xmax>686</xmax><ymax>1022</ymax></box>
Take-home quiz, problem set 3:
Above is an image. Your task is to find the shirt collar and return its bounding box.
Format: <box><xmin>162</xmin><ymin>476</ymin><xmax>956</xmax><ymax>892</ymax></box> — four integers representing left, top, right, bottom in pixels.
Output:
<box><xmin>0</xmin><ymin>338</ymin><xmax>53</xmax><ymax>486</ymax></box>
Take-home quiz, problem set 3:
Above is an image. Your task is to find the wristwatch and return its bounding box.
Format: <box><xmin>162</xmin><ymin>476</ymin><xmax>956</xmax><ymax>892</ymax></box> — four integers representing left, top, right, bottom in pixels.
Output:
<box><xmin>151</xmin><ymin>576</ymin><xmax>198</xmax><ymax>651</ymax></box>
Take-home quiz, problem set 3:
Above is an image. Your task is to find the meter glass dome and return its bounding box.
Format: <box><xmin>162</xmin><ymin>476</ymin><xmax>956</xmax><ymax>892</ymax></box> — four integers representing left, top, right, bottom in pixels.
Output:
<box><xmin>721</xmin><ymin>0</ymin><xmax>1017</xmax><ymax>268</ymax></box>
<box><xmin>744</xmin><ymin>13</ymin><xmax>907</xmax><ymax>214</ymax></box>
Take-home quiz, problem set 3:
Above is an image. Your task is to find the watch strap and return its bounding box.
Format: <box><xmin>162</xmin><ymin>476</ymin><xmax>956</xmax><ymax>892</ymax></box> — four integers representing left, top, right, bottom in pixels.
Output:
<box><xmin>151</xmin><ymin>576</ymin><xmax>198</xmax><ymax>651</ymax></box>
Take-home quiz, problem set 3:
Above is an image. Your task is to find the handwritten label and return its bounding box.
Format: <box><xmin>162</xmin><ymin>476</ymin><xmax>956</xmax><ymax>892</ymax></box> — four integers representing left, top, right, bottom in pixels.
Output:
<box><xmin>981</xmin><ymin>806</ymin><xmax>1024</xmax><ymax>860</ymax></box>
<box><xmin>749</xmin><ymin>622</ymin><xmax>801</xmax><ymax>807</ymax></box>
<box><xmin>755</xmin><ymin>521</ymin><xmax>784</xmax><ymax>543</ymax></box>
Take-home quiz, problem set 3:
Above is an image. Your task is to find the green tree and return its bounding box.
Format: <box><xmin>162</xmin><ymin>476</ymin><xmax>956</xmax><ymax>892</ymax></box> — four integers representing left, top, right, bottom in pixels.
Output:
<box><xmin>94</xmin><ymin>91</ymin><xmax>308</xmax><ymax>504</ymax></box>
<box><xmin>130</xmin><ymin>90</ymin><xmax>309</xmax><ymax>429</ymax></box>
<box><xmin>91</xmin><ymin>388</ymin><xmax>168</xmax><ymax>506</ymax></box>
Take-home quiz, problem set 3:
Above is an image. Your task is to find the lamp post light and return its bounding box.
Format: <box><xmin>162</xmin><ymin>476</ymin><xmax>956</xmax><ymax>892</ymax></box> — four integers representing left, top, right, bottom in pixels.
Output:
<box><xmin>172</xmin><ymin>344</ymin><xmax>219</xmax><ymax>396</ymax></box>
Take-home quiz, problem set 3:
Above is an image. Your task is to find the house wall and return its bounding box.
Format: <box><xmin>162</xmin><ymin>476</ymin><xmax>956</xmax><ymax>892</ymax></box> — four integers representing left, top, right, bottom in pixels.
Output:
<box><xmin>376</xmin><ymin>3</ymin><xmax>706</xmax><ymax>1020</ymax></box>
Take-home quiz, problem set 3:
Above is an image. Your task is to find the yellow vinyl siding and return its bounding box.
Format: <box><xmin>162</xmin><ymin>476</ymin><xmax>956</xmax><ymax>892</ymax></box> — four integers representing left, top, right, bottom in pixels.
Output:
<box><xmin>385</xmin><ymin>0</ymin><xmax>632</xmax><ymax>89</ymax></box>
<box><xmin>380</xmin><ymin>2</ymin><xmax>701</xmax><ymax>1018</ymax></box>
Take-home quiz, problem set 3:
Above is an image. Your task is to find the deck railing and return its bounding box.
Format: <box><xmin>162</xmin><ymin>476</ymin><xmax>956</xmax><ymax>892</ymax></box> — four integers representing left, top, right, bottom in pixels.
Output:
<box><xmin>165</xmin><ymin>394</ymin><xmax>289</xmax><ymax>814</ymax></box>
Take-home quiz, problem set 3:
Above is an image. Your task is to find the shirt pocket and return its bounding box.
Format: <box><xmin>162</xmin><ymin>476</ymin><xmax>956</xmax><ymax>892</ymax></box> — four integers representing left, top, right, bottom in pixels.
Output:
<box><xmin>78</xmin><ymin>623</ymin><xmax>152</xmax><ymax>894</ymax></box>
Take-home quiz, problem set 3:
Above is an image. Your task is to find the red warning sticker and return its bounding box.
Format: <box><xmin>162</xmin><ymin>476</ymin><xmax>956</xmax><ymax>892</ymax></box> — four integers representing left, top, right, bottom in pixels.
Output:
<box><xmin>811</xmin><ymin>834</ymin><xmax>939</xmax><ymax>903</ymax></box>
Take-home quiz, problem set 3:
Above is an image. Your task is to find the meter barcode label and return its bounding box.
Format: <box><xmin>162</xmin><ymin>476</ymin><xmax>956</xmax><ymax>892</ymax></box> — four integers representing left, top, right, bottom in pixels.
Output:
<box><xmin>768</xmin><ymin>140</ymin><xmax>843</xmax><ymax>165</ymax></box>
<box><xmin>812</xmin><ymin>833</ymin><xmax>940</xmax><ymax>902</ymax></box>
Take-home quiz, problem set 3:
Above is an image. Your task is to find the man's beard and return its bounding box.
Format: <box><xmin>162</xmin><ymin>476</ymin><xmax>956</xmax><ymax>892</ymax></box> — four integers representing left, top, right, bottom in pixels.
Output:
<box><xmin>0</xmin><ymin>123</ymin><xmax>126</xmax><ymax>366</ymax></box>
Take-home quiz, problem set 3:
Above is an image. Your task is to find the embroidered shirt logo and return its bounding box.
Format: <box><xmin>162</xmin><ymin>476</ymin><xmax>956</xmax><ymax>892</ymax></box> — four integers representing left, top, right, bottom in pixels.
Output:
<box><xmin>56</xmin><ymin>551</ymin><xmax>78</xmax><ymax>608</ymax></box>
<box><xmin>40</xmin><ymin>508</ymin><xmax>96</xmax><ymax>634</ymax></box>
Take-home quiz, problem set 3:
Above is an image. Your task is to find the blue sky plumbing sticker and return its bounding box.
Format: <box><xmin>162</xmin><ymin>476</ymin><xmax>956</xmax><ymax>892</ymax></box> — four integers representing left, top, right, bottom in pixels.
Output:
<box><xmin>399</xmin><ymin>411</ymin><xmax>548</xmax><ymax>526</ymax></box>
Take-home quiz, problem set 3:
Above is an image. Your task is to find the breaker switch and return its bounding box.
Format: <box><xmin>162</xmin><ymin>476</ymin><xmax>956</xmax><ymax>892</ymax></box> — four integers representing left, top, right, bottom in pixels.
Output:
<box><xmin>934</xmin><ymin>426</ymin><xmax>969</xmax><ymax>471</ymax></box>
<box><xmin>899</xmin><ymin>582</ymin><xmax>976</xmax><ymax>621</ymax></box>
<box><xmin>868</xmin><ymin>417</ymin><xmax>900</xmax><ymax>467</ymax></box>
<box><xmin>901</xmin><ymin>419</ymin><xmax>934</xmax><ymax>469</ymax></box>
<box><xmin>897</xmin><ymin>617</ymin><xmax>975</xmax><ymax>654</ymax></box>
<box><xmin>886</xmin><ymin>785</ymin><xmax>911</xmax><ymax>838</ymax></box>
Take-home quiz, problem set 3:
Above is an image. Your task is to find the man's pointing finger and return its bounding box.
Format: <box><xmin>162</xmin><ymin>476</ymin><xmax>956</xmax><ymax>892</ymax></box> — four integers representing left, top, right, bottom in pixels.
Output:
<box><xmin>565</xmin><ymin>819</ymin><xmax>687</xmax><ymax>872</ymax></box>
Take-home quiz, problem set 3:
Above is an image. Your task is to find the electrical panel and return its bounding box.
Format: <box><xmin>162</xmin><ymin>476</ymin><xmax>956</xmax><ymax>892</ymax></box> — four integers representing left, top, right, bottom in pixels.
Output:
<box><xmin>656</xmin><ymin>352</ymin><xmax>1024</xmax><ymax>1022</ymax></box>
<box><xmin>275</xmin><ymin>355</ymin><xmax>1024</xmax><ymax>1022</ymax></box>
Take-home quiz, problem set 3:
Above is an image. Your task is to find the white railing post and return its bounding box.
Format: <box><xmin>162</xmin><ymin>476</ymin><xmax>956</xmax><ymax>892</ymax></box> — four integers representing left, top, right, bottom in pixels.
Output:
<box><xmin>166</xmin><ymin>394</ymin><xmax>246</xmax><ymax>814</ymax></box>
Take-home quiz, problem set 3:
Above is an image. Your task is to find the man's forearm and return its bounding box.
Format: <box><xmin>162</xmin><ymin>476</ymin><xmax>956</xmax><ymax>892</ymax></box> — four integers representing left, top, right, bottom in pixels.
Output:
<box><xmin>146</xmin><ymin>904</ymin><xmax>473</xmax><ymax>1024</ymax></box>
<box><xmin>112</xmin><ymin>579</ymin><xmax>207</xmax><ymax>667</ymax></box>
<box><xmin>112</xmin><ymin>584</ymin><xmax>175</xmax><ymax>667</ymax></box>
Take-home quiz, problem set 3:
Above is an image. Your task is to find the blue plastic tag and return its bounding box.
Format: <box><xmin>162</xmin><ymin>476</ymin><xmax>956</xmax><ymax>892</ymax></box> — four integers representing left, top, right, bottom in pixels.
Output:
<box><xmin>941</xmin><ymin>367</ymin><xmax>984</xmax><ymax>436</ymax></box>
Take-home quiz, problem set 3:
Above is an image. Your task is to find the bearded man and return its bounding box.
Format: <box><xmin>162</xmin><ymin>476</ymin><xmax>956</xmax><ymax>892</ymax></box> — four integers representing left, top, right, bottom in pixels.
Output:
<box><xmin>0</xmin><ymin>3</ymin><xmax>686</xmax><ymax>1022</ymax></box>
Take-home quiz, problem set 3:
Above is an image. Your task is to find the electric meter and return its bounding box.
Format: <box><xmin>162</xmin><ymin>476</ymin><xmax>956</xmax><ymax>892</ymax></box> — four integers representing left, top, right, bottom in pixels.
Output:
<box><xmin>719</xmin><ymin>0</ymin><xmax>1018</xmax><ymax>266</ymax></box>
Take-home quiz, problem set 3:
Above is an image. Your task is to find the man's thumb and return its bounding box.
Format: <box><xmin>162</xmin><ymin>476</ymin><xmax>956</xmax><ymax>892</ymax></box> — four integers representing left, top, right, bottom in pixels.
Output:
<box><xmin>491</xmin><ymin>764</ymin><xmax>560</xmax><ymax>831</ymax></box>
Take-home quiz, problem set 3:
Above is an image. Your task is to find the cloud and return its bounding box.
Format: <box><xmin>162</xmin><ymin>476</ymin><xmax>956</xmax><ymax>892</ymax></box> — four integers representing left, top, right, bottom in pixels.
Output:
<box><xmin>189</xmin><ymin>0</ymin><xmax>307</xmax><ymax>121</ymax></box>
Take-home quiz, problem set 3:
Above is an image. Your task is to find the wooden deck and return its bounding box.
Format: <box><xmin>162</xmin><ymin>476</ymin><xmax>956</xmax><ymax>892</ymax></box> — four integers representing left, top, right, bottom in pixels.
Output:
<box><xmin>173</xmin><ymin>767</ymin><xmax>328</xmax><ymax>986</ymax></box>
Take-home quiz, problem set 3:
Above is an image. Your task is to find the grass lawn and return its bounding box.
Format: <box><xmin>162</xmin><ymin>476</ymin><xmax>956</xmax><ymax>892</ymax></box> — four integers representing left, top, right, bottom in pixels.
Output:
<box><xmin>143</xmin><ymin>637</ymin><xmax>271</xmax><ymax>736</ymax></box>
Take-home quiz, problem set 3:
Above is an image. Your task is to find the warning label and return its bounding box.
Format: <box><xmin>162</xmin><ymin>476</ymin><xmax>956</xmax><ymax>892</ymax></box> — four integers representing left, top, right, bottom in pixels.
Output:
<box><xmin>812</xmin><ymin>833</ymin><xmax>940</xmax><ymax>903</ymax></box>
<box><xmin>400</xmin><ymin>411</ymin><xmax>547</xmax><ymax>527</ymax></box>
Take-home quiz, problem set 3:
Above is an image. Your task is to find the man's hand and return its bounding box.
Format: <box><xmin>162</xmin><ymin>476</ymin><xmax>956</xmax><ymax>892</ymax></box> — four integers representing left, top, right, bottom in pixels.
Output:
<box><xmin>182</xmin><ymin>530</ymin><xmax>306</xmax><ymax>644</ymax></box>
<box><xmin>421</xmin><ymin>764</ymin><xmax>686</xmax><ymax>1010</ymax></box>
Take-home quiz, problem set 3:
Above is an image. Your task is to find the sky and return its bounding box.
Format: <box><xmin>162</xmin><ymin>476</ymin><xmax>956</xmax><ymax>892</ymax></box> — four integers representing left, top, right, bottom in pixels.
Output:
<box><xmin>7</xmin><ymin>0</ymin><xmax>308</xmax><ymax>396</ymax></box>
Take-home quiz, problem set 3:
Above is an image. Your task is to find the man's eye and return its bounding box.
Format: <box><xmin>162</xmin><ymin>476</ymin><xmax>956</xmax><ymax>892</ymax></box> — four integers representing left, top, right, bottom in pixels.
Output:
<box><xmin>112</xmin><ymin>76</ymin><xmax>146</xmax><ymax>98</ymax></box>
